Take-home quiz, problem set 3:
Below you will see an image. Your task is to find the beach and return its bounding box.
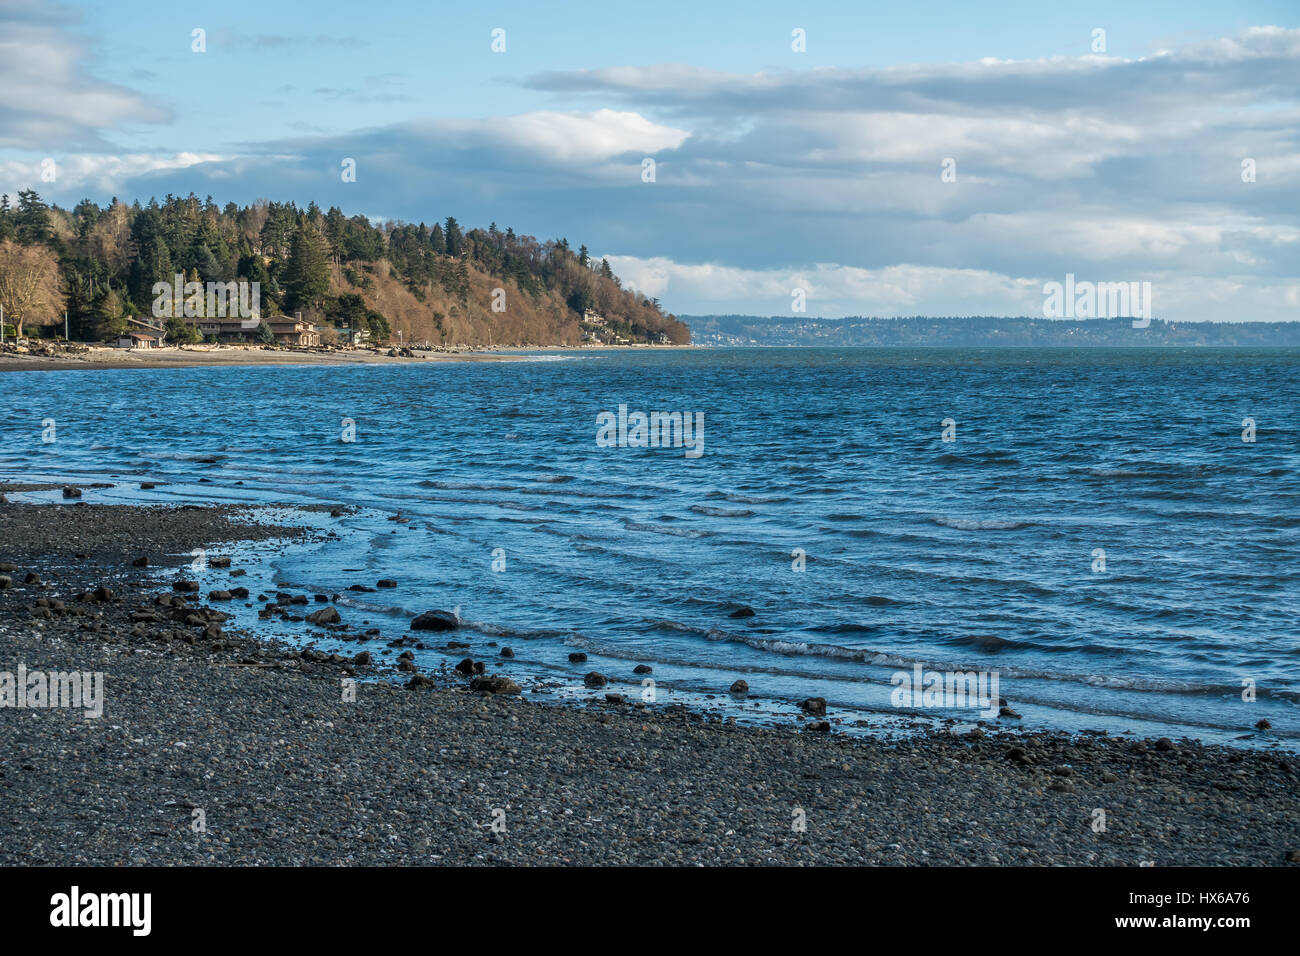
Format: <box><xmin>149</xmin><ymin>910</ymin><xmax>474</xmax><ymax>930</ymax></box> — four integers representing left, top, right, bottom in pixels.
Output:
<box><xmin>0</xmin><ymin>342</ymin><xmax>695</xmax><ymax>372</ymax></box>
<box><xmin>1</xmin><ymin>495</ymin><xmax>1296</xmax><ymax>866</ymax></box>
<box><xmin>0</xmin><ymin>344</ymin><xmax>525</xmax><ymax>371</ymax></box>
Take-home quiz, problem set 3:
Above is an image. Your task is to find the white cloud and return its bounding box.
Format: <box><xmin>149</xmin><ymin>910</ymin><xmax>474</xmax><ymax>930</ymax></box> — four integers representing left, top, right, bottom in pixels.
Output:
<box><xmin>0</xmin><ymin>2</ymin><xmax>168</xmax><ymax>150</ymax></box>
<box><xmin>0</xmin><ymin>152</ymin><xmax>225</xmax><ymax>196</ymax></box>
<box><xmin>603</xmin><ymin>255</ymin><xmax>1300</xmax><ymax>323</ymax></box>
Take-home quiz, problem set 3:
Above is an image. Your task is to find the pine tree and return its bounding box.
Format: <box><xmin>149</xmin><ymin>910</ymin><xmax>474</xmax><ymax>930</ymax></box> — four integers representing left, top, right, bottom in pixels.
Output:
<box><xmin>444</xmin><ymin>217</ymin><xmax>463</xmax><ymax>257</ymax></box>
<box><xmin>15</xmin><ymin>189</ymin><xmax>52</xmax><ymax>245</ymax></box>
<box><xmin>283</xmin><ymin>224</ymin><xmax>331</xmax><ymax>313</ymax></box>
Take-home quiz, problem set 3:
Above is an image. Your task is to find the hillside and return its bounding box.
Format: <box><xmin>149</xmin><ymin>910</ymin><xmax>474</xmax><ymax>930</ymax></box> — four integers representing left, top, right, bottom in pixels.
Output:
<box><xmin>0</xmin><ymin>190</ymin><xmax>690</xmax><ymax>347</ymax></box>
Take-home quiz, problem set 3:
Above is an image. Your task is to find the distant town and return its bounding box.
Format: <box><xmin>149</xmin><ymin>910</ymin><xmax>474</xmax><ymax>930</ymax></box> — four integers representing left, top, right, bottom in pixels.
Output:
<box><xmin>686</xmin><ymin>315</ymin><xmax>1300</xmax><ymax>348</ymax></box>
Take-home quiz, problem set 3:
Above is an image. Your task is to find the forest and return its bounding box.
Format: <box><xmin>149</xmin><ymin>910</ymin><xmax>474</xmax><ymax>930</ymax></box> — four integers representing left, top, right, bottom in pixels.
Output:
<box><xmin>0</xmin><ymin>189</ymin><xmax>691</xmax><ymax>347</ymax></box>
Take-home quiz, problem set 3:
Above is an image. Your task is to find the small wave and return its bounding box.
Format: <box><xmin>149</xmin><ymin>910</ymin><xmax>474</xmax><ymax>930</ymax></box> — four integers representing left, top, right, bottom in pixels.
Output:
<box><xmin>712</xmin><ymin>491</ymin><xmax>791</xmax><ymax>504</ymax></box>
<box><xmin>930</xmin><ymin>516</ymin><xmax>1032</xmax><ymax>531</ymax></box>
<box><xmin>689</xmin><ymin>504</ymin><xmax>755</xmax><ymax>518</ymax></box>
<box><xmin>624</xmin><ymin>520</ymin><xmax>710</xmax><ymax>538</ymax></box>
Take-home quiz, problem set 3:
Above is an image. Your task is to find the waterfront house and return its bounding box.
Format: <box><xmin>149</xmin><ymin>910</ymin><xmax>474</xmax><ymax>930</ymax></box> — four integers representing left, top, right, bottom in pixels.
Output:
<box><xmin>117</xmin><ymin>332</ymin><xmax>159</xmax><ymax>349</ymax></box>
<box><xmin>189</xmin><ymin>312</ymin><xmax>321</xmax><ymax>346</ymax></box>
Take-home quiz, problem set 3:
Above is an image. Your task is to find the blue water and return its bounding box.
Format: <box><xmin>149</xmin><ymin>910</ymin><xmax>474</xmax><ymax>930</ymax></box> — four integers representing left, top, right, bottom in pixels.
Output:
<box><xmin>4</xmin><ymin>348</ymin><xmax>1298</xmax><ymax>747</ymax></box>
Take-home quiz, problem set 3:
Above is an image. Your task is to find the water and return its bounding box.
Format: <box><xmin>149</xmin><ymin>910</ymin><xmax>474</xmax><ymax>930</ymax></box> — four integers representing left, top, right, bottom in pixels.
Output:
<box><xmin>4</xmin><ymin>347</ymin><xmax>1298</xmax><ymax>748</ymax></box>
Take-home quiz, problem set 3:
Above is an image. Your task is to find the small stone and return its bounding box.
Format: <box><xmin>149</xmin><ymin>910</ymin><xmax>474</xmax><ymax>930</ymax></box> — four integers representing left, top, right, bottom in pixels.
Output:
<box><xmin>729</xmin><ymin>605</ymin><xmax>756</xmax><ymax>619</ymax></box>
<box><xmin>406</xmin><ymin>674</ymin><xmax>435</xmax><ymax>688</ymax></box>
<box><xmin>352</xmin><ymin>651</ymin><xmax>372</xmax><ymax>665</ymax></box>
<box><xmin>605</xmin><ymin>693</ymin><xmax>624</xmax><ymax>704</ymax></box>
<box><xmin>62</xmin><ymin>486</ymin><xmax>81</xmax><ymax>498</ymax></box>
<box><xmin>584</xmin><ymin>672</ymin><xmax>607</xmax><ymax>688</ymax></box>
<box><xmin>806</xmin><ymin>721</ymin><xmax>831</xmax><ymax>733</ymax></box>
<box><xmin>729</xmin><ymin>679</ymin><xmax>749</xmax><ymax>695</ymax></box>
<box><xmin>132</xmin><ymin>556</ymin><xmax>149</xmax><ymax>567</ymax></box>
<box><xmin>1101</xmin><ymin>771</ymin><xmax>1119</xmax><ymax>783</ymax></box>
<box><xmin>799</xmin><ymin>697</ymin><xmax>827</xmax><ymax>716</ymax></box>
<box><xmin>999</xmin><ymin>706</ymin><xmax>1021</xmax><ymax>718</ymax></box>
<box><xmin>500</xmin><ymin>647</ymin><xmax>514</xmax><ymax>658</ymax></box>
<box><xmin>454</xmin><ymin>657</ymin><xmax>477</xmax><ymax>676</ymax></box>
<box><xmin>208</xmin><ymin>590</ymin><xmax>232</xmax><ymax>601</ymax></box>
<box><xmin>0</xmin><ymin>576</ymin><xmax>10</xmax><ymax>590</ymax></box>
<box><xmin>1256</xmin><ymin>719</ymin><xmax>1272</xmax><ymax>730</ymax></box>
<box><xmin>568</xmin><ymin>652</ymin><xmax>587</xmax><ymax>663</ymax></box>
<box><xmin>633</xmin><ymin>664</ymin><xmax>652</xmax><ymax>674</ymax></box>
<box><xmin>24</xmin><ymin>572</ymin><xmax>41</xmax><ymax>585</ymax></box>
<box><xmin>173</xmin><ymin>580</ymin><xmax>199</xmax><ymax>593</ymax></box>
<box><xmin>1154</xmin><ymin>737</ymin><xmax>1176</xmax><ymax>752</ymax></box>
<box><xmin>377</xmin><ymin>579</ymin><xmax>397</xmax><ymax>588</ymax></box>
<box><xmin>1286</xmin><ymin>850</ymin><xmax>1300</xmax><ymax>864</ymax></box>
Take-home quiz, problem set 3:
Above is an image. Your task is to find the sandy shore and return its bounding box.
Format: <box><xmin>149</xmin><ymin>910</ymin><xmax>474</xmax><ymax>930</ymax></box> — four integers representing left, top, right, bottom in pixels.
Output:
<box><xmin>0</xmin><ymin>342</ymin><xmax>693</xmax><ymax>372</ymax></box>
<box><xmin>1</xmin><ymin>498</ymin><xmax>1297</xmax><ymax>866</ymax></box>
<box><xmin>0</xmin><ymin>344</ymin><xmax>521</xmax><ymax>371</ymax></box>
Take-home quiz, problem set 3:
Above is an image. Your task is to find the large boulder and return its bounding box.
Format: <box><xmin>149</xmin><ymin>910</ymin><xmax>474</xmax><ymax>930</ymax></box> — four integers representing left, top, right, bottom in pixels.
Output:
<box><xmin>470</xmin><ymin>675</ymin><xmax>521</xmax><ymax>695</ymax></box>
<box><xmin>306</xmin><ymin>606</ymin><xmax>341</xmax><ymax>626</ymax></box>
<box><xmin>410</xmin><ymin>610</ymin><xmax>459</xmax><ymax>631</ymax></box>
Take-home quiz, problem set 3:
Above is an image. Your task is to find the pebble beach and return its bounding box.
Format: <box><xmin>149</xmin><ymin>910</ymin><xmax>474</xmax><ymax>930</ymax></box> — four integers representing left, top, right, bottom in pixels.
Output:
<box><xmin>1</xmin><ymin>495</ymin><xmax>1296</xmax><ymax>866</ymax></box>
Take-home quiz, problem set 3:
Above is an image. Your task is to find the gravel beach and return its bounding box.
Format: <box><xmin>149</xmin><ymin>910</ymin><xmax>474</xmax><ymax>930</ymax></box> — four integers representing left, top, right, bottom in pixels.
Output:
<box><xmin>1</xmin><ymin>498</ymin><xmax>1296</xmax><ymax>866</ymax></box>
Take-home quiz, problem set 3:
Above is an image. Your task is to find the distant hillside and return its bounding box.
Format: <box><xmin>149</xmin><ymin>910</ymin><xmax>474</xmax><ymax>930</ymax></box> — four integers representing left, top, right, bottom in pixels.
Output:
<box><xmin>0</xmin><ymin>190</ymin><xmax>690</xmax><ymax>346</ymax></box>
<box><xmin>685</xmin><ymin>315</ymin><xmax>1300</xmax><ymax>347</ymax></box>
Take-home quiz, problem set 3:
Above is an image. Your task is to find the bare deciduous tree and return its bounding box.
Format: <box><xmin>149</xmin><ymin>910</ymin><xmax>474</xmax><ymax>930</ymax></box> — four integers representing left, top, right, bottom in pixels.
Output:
<box><xmin>0</xmin><ymin>240</ymin><xmax>60</xmax><ymax>338</ymax></box>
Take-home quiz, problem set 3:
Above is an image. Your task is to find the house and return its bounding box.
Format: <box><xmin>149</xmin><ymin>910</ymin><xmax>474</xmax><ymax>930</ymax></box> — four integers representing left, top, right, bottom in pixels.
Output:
<box><xmin>261</xmin><ymin>314</ymin><xmax>321</xmax><ymax>346</ymax></box>
<box><xmin>338</xmin><ymin>325</ymin><xmax>371</xmax><ymax>346</ymax></box>
<box><xmin>117</xmin><ymin>332</ymin><xmax>159</xmax><ymax>349</ymax></box>
<box><xmin>188</xmin><ymin>311</ymin><xmax>321</xmax><ymax>347</ymax></box>
<box><xmin>126</xmin><ymin>315</ymin><xmax>166</xmax><ymax>336</ymax></box>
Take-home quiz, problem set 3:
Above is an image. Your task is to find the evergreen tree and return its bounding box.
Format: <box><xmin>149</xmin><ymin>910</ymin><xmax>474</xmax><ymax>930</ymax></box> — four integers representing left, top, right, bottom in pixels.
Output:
<box><xmin>128</xmin><ymin>209</ymin><xmax>174</xmax><ymax>310</ymax></box>
<box><xmin>15</xmin><ymin>189</ymin><xmax>52</xmax><ymax>244</ymax></box>
<box><xmin>444</xmin><ymin>216</ymin><xmax>463</xmax><ymax>257</ymax></box>
<box><xmin>283</xmin><ymin>224</ymin><xmax>331</xmax><ymax>313</ymax></box>
<box><xmin>0</xmin><ymin>195</ymin><xmax>12</xmax><ymax>243</ymax></box>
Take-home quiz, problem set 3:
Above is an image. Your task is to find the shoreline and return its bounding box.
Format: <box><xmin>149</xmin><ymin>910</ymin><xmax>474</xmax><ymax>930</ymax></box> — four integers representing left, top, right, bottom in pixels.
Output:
<box><xmin>1</xmin><ymin>498</ymin><xmax>1297</xmax><ymax>865</ymax></box>
<box><xmin>0</xmin><ymin>342</ymin><xmax>695</xmax><ymax>372</ymax></box>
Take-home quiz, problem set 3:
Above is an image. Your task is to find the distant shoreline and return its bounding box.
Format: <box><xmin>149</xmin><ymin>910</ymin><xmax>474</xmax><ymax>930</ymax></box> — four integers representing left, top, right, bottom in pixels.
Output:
<box><xmin>0</xmin><ymin>342</ymin><xmax>696</xmax><ymax>372</ymax></box>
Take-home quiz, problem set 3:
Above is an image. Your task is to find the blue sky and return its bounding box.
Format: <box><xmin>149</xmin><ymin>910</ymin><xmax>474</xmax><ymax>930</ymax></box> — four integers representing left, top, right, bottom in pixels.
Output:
<box><xmin>2</xmin><ymin>0</ymin><xmax>1298</xmax><ymax>319</ymax></box>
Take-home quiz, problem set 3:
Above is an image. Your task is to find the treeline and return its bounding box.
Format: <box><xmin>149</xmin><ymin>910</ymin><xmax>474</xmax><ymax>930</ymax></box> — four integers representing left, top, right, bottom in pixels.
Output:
<box><xmin>0</xmin><ymin>190</ymin><xmax>690</xmax><ymax>346</ymax></box>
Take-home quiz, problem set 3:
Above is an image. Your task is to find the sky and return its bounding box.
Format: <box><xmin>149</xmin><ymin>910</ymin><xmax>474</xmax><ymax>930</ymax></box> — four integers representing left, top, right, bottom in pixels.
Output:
<box><xmin>1</xmin><ymin>0</ymin><xmax>1297</xmax><ymax>321</ymax></box>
